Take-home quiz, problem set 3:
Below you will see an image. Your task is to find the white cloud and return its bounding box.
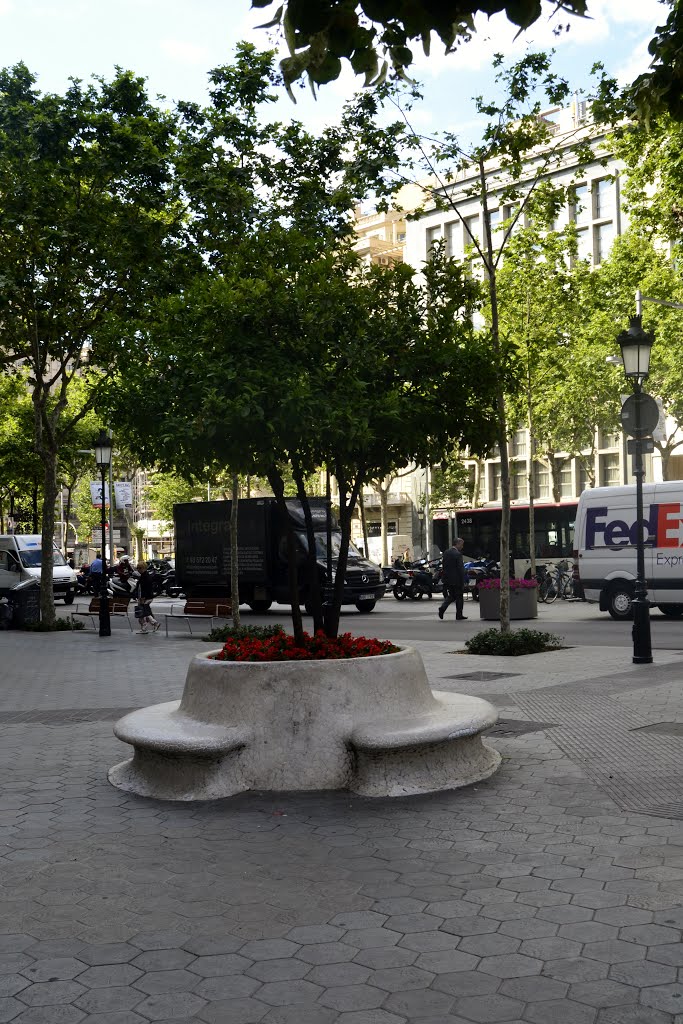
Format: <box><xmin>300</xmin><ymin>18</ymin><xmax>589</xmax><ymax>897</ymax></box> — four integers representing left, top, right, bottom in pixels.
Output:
<box><xmin>613</xmin><ymin>36</ymin><xmax>654</xmax><ymax>85</ymax></box>
<box><xmin>0</xmin><ymin>0</ymin><xmax>13</xmax><ymax>13</ymax></box>
<box><xmin>412</xmin><ymin>0</ymin><xmax>665</xmax><ymax>77</ymax></box>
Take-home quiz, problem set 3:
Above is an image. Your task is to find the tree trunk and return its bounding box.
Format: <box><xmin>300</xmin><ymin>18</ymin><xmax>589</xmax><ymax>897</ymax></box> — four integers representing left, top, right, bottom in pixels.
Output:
<box><xmin>472</xmin><ymin>460</ymin><xmax>482</xmax><ymax>506</ymax></box>
<box><xmin>479</xmin><ymin>156</ymin><xmax>510</xmax><ymax>632</ymax></box>
<box><xmin>267</xmin><ymin>466</ymin><xmax>304</xmax><ymax>645</ymax></box>
<box><xmin>550</xmin><ymin>455</ymin><xmax>564</xmax><ymax>504</ymax></box>
<box><xmin>39</xmin><ymin>454</ymin><xmax>58</xmax><ymax>626</ymax></box>
<box><xmin>64</xmin><ymin>483</ymin><xmax>74</xmax><ymax>553</ymax></box>
<box><xmin>292</xmin><ymin>460</ymin><xmax>324</xmax><ymax>634</ymax></box>
<box><xmin>230</xmin><ymin>474</ymin><xmax>240</xmax><ymax>628</ymax></box>
<box><xmin>32</xmin><ymin>483</ymin><xmax>39</xmax><ymax>533</ymax></box>
<box><xmin>327</xmin><ymin>469</ymin><xmax>362</xmax><ymax>638</ymax></box>
<box><xmin>359</xmin><ymin>491</ymin><xmax>370</xmax><ymax>561</ymax></box>
<box><xmin>527</xmin><ymin>400</ymin><xmax>536</xmax><ymax>580</ymax></box>
<box><xmin>380</xmin><ymin>483</ymin><xmax>389</xmax><ymax>566</ymax></box>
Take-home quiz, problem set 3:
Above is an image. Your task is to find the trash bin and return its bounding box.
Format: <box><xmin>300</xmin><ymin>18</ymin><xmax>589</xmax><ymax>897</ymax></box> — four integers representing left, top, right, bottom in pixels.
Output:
<box><xmin>6</xmin><ymin>580</ymin><xmax>41</xmax><ymax>628</ymax></box>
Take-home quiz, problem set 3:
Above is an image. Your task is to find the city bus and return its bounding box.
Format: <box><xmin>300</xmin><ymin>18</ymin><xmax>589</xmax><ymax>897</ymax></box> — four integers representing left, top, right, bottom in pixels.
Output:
<box><xmin>433</xmin><ymin>502</ymin><xmax>578</xmax><ymax>578</ymax></box>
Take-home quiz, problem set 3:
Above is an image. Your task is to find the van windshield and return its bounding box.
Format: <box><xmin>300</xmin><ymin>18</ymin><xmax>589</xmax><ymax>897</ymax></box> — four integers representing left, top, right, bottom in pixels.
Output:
<box><xmin>297</xmin><ymin>533</ymin><xmax>363</xmax><ymax>560</ymax></box>
<box><xmin>18</xmin><ymin>547</ymin><xmax>66</xmax><ymax>569</ymax></box>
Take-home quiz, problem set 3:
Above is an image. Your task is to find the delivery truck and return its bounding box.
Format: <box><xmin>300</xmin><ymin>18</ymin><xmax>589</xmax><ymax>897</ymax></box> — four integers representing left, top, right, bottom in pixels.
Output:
<box><xmin>574</xmin><ymin>481</ymin><xmax>683</xmax><ymax>620</ymax></box>
<box><xmin>174</xmin><ymin>498</ymin><xmax>386</xmax><ymax>613</ymax></box>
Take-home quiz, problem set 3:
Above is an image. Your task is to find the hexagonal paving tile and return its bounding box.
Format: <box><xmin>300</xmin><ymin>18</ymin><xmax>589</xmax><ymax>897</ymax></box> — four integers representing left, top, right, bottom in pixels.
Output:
<box><xmin>568</xmin><ymin>979</ymin><xmax>639</xmax><ymax>1007</ymax></box>
<box><xmin>456</xmin><ymin>993</ymin><xmax>525</xmax><ymax>1022</ymax></box>
<box><xmin>478</xmin><ymin>955</ymin><xmax>543</xmax><ymax>979</ymax></box>
<box><xmin>640</xmin><ymin>983</ymin><xmax>683</xmax><ymax>1015</ymax></box>
<box><xmin>78</xmin><ymin>965</ymin><xmax>143</xmax><ymax>989</ymax></box>
<box><xmin>16</xmin><ymin>981</ymin><xmax>86</xmax><ymax>1006</ymax></box>
<box><xmin>20</xmin><ymin>960</ymin><xmax>85</xmax><ymax>983</ymax></box>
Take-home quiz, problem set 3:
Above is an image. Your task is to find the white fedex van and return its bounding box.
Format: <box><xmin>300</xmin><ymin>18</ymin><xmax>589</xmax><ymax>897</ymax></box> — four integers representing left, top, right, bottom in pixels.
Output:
<box><xmin>0</xmin><ymin>535</ymin><xmax>78</xmax><ymax>604</ymax></box>
<box><xmin>574</xmin><ymin>482</ymin><xmax>683</xmax><ymax>620</ymax></box>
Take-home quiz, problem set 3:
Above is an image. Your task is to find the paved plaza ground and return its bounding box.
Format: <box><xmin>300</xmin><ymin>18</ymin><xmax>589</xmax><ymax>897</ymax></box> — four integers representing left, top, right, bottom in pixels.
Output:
<box><xmin>2</xmin><ymin>621</ymin><xmax>683</xmax><ymax>1024</ymax></box>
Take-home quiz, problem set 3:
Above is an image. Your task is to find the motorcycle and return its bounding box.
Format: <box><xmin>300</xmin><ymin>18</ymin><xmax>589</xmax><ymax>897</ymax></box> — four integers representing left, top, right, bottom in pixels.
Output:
<box><xmin>393</xmin><ymin>558</ymin><xmax>444</xmax><ymax>600</ymax></box>
<box><xmin>465</xmin><ymin>558</ymin><xmax>500</xmax><ymax>601</ymax></box>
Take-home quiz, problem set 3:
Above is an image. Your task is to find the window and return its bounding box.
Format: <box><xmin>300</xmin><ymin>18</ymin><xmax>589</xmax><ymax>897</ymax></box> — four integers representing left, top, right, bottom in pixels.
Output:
<box><xmin>535</xmin><ymin>464</ymin><xmax>550</xmax><ymax>499</ymax></box>
<box><xmin>463</xmin><ymin>215</ymin><xmax>479</xmax><ymax>249</ymax></box>
<box><xmin>368</xmin><ymin>521</ymin><xmax>397</xmax><ymax>537</ymax></box>
<box><xmin>512</xmin><ymin>463</ymin><xmax>528</xmax><ymax>500</ymax></box>
<box><xmin>601</xmin><ymin>453</ymin><xmax>620</xmax><ymax>486</ymax></box>
<box><xmin>559</xmin><ymin>462</ymin><xmax>573</xmax><ymax>498</ymax></box>
<box><xmin>426</xmin><ymin>225</ymin><xmax>441</xmax><ymax>254</ymax></box>
<box><xmin>595</xmin><ymin>178</ymin><xmax>615</xmax><ymax>219</ymax></box>
<box><xmin>573</xmin><ymin>184</ymin><xmax>590</xmax><ymax>225</ymax></box>
<box><xmin>489</xmin><ymin>208</ymin><xmax>502</xmax><ymax>237</ymax></box>
<box><xmin>578</xmin><ymin>461</ymin><xmax>591</xmax><ymax>493</ymax></box>
<box><xmin>512</xmin><ymin>430</ymin><xmax>527</xmax><ymax>457</ymax></box>
<box><xmin>595</xmin><ymin>221</ymin><xmax>616</xmax><ymax>265</ymax></box>
<box><xmin>600</xmin><ymin>429</ymin><xmax>620</xmax><ymax>449</ymax></box>
<box><xmin>491</xmin><ymin>464</ymin><xmax>501</xmax><ymax>499</ymax></box>
<box><xmin>445</xmin><ymin>221</ymin><xmax>459</xmax><ymax>257</ymax></box>
<box><xmin>576</xmin><ymin>227</ymin><xmax>592</xmax><ymax>262</ymax></box>
<box><xmin>397</xmin><ymin>231</ymin><xmax>406</xmax><ymax>242</ymax></box>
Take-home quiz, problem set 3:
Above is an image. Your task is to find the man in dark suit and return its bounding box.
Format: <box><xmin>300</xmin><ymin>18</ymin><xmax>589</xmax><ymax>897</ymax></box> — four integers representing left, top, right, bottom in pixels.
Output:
<box><xmin>438</xmin><ymin>537</ymin><xmax>467</xmax><ymax>621</ymax></box>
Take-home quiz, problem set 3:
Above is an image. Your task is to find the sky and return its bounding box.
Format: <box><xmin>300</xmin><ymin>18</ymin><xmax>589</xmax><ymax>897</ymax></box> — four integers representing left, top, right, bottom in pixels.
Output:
<box><xmin>0</xmin><ymin>0</ymin><xmax>669</xmax><ymax>147</ymax></box>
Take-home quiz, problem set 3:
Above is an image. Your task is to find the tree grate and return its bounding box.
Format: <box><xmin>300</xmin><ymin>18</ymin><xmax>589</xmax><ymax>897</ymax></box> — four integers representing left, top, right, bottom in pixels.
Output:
<box><xmin>485</xmin><ymin>718</ymin><xmax>558</xmax><ymax>737</ymax></box>
<box><xmin>442</xmin><ymin>671</ymin><xmax>522</xmax><ymax>682</ymax></box>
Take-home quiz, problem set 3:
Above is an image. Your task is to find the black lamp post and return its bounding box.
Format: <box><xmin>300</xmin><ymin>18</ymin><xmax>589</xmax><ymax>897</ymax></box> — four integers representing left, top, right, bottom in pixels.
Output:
<box><xmin>94</xmin><ymin>430</ymin><xmax>112</xmax><ymax>638</ymax></box>
<box><xmin>617</xmin><ymin>315</ymin><xmax>654</xmax><ymax>665</ymax></box>
<box><xmin>417</xmin><ymin>508</ymin><xmax>425</xmax><ymax>554</ymax></box>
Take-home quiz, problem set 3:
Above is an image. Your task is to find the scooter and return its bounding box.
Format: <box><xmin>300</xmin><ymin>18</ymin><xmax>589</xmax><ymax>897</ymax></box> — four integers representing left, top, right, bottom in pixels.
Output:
<box><xmin>465</xmin><ymin>558</ymin><xmax>500</xmax><ymax>601</ymax></box>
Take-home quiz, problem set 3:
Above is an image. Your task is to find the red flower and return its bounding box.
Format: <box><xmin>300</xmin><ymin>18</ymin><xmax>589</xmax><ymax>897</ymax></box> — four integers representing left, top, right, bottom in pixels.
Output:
<box><xmin>210</xmin><ymin>629</ymin><xmax>399</xmax><ymax>663</ymax></box>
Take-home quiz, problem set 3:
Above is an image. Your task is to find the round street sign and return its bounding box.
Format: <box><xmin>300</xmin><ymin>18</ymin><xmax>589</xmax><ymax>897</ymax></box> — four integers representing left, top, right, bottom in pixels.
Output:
<box><xmin>620</xmin><ymin>393</ymin><xmax>660</xmax><ymax>438</ymax></box>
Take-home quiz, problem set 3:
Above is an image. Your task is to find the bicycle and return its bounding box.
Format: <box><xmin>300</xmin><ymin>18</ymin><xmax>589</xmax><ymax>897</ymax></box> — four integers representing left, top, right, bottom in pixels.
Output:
<box><xmin>539</xmin><ymin>560</ymin><xmax>574</xmax><ymax>603</ymax></box>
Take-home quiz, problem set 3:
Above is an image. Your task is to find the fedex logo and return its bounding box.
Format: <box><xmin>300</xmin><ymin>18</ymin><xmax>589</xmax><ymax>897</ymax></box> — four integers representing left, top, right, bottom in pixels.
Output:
<box><xmin>586</xmin><ymin>504</ymin><xmax>683</xmax><ymax>549</ymax></box>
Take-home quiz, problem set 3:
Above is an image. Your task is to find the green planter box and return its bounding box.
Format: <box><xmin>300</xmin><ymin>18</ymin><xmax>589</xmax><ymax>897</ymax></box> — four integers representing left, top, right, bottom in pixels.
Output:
<box><xmin>479</xmin><ymin>586</ymin><xmax>538</xmax><ymax>621</ymax></box>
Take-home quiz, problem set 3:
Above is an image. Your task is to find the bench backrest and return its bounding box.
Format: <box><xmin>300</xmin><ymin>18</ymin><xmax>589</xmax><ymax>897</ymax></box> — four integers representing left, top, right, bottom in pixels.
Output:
<box><xmin>88</xmin><ymin>596</ymin><xmax>131</xmax><ymax>614</ymax></box>
<box><xmin>183</xmin><ymin>598</ymin><xmax>232</xmax><ymax>617</ymax></box>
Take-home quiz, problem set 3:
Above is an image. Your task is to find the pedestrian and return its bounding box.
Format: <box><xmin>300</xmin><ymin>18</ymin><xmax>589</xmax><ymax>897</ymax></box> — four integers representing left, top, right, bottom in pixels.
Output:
<box><xmin>134</xmin><ymin>560</ymin><xmax>160</xmax><ymax>634</ymax></box>
<box><xmin>438</xmin><ymin>537</ymin><xmax>468</xmax><ymax>621</ymax></box>
<box><xmin>89</xmin><ymin>551</ymin><xmax>103</xmax><ymax>589</ymax></box>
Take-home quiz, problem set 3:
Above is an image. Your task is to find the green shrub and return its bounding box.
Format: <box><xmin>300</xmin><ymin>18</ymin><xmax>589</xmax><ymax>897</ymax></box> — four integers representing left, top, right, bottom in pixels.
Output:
<box><xmin>203</xmin><ymin>623</ymin><xmax>286</xmax><ymax>643</ymax></box>
<box><xmin>23</xmin><ymin>618</ymin><xmax>84</xmax><ymax>632</ymax></box>
<box><xmin>465</xmin><ymin>628</ymin><xmax>563</xmax><ymax>656</ymax></box>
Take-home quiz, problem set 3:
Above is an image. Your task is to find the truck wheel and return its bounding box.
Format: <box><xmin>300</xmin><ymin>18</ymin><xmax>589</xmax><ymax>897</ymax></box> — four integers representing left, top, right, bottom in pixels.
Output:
<box><xmin>63</xmin><ymin>593</ymin><xmax>75</xmax><ymax>606</ymax></box>
<box><xmin>607</xmin><ymin>584</ymin><xmax>633</xmax><ymax>621</ymax></box>
<box><xmin>659</xmin><ymin>604</ymin><xmax>683</xmax><ymax>617</ymax></box>
<box><xmin>355</xmin><ymin>601</ymin><xmax>376</xmax><ymax>613</ymax></box>
<box><xmin>248</xmin><ymin>600</ymin><xmax>272</xmax><ymax>612</ymax></box>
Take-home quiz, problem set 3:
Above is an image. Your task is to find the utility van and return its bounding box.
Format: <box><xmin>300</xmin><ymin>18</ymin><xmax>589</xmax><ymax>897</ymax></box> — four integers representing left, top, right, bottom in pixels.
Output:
<box><xmin>0</xmin><ymin>535</ymin><xmax>78</xmax><ymax>604</ymax></box>
<box><xmin>574</xmin><ymin>482</ymin><xmax>683</xmax><ymax>620</ymax></box>
<box><xmin>174</xmin><ymin>498</ymin><xmax>386</xmax><ymax>613</ymax></box>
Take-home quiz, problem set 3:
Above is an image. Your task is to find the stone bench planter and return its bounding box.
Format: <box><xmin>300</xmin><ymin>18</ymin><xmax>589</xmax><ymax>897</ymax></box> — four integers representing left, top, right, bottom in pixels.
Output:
<box><xmin>109</xmin><ymin>646</ymin><xmax>500</xmax><ymax>801</ymax></box>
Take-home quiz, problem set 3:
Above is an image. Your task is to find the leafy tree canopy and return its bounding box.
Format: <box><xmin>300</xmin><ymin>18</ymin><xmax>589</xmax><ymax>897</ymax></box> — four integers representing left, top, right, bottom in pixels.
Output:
<box><xmin>251</xmin><ymin>0</ymin><xmax>589</xmax><ymax>93</ymax></box>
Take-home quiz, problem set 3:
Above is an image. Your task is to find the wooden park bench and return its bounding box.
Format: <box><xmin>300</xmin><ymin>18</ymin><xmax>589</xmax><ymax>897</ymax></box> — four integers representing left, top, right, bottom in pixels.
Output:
<box><xmin>164</xmin><ymin>597</ymin><xmax>232</xmax><ymax>637</ymax></box>
<box><xmin>71</xmin><ymin>595</ymin><xmax>134</xmax><ymax>631</ymax></box>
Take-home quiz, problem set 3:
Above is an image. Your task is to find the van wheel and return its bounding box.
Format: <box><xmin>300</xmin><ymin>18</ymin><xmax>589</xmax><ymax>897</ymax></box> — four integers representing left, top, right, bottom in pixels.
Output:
<box><xmin>248</xmin><ymin>600</ymin><xmax>272</xmax><ymax>612</ymax></box>
<box><xmin>355</xmin><ymin>601</ymin><xmax>376</xmax><ymax>613</ymax></box>
<box><xmin>659</xmin><ymin>604</ymin><xmax>683</xmax><ymax>618</ymax></box>
<box><xmin>607</xmin><ymin>584</ymin><xmax>633</xmax><ymax>621</ymax></box>
<box><xmin>63</xmin><ymin>593</ymin><xmax>75</xmax><ymax>606</ymax></box>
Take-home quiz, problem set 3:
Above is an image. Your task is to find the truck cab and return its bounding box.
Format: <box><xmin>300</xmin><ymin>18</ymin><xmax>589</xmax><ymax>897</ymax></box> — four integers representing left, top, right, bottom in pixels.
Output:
<box><xmin>0</xmin><ymin>535</ymin><xmax>78</xmax><ymax>605</ymax></box>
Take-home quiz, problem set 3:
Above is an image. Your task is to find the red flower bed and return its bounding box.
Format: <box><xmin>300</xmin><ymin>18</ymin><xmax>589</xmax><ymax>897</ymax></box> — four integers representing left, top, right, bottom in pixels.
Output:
<box><xmin>212</xmin><ymin>629</ymin><xmax>399</xmax><ymax>662</ymax></box>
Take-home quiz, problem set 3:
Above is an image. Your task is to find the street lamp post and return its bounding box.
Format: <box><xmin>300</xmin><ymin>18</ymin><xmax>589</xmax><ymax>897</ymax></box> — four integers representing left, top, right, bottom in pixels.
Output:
<box><xmin>617</xmin><ymin>316</ymin><xmax>655</xmax><ymax>665</ymax></box>
<box><xmin>94</xmin><ymin>430</ymin><xmax>112</xmax><ymax>638</ymax></box>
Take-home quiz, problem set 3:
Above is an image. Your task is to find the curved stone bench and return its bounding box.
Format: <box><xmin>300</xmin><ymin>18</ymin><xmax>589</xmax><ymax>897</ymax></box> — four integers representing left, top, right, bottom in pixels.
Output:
<box><xmin>110</xmin><ymin>703</ymin><xmax>253</xmax><ymax>801</ymax></box>
<box><xmin>350</xmin><ymin>692</ymin><xmax>500</xmax><ymax>797</ymax></box>
<box><xmin>109</xmin><ymin>646</ymin><xmax>500</xmax><ymax>801</ymax></box>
